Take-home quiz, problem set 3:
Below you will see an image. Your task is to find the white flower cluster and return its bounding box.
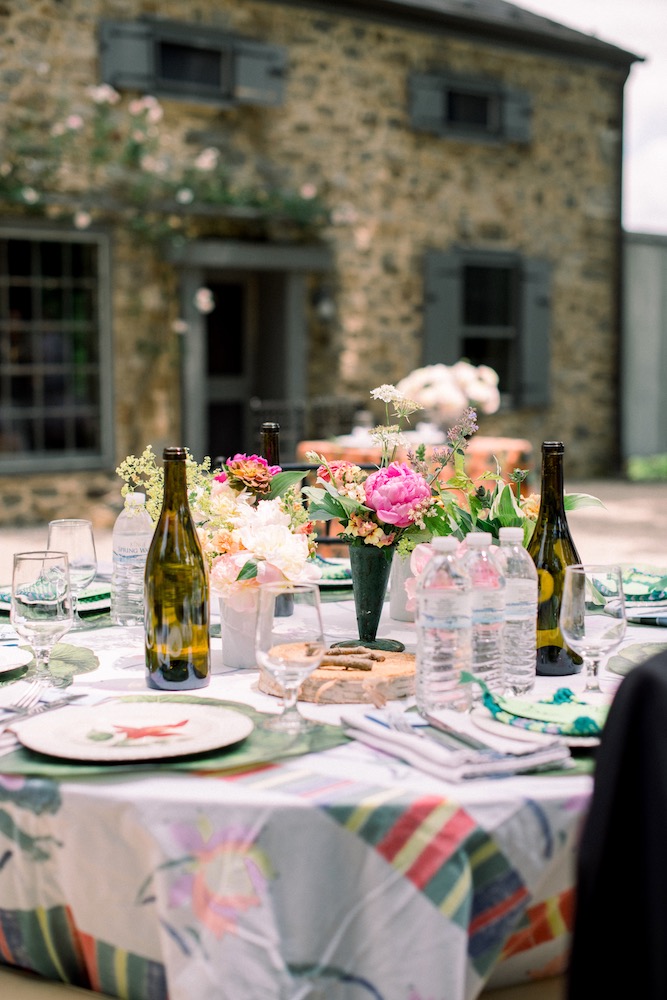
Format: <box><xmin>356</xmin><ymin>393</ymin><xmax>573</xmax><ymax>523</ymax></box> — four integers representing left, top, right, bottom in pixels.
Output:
<box><xmin>396</xmin><ymin>361</ymin><xmax>500</xmax><ymax>427</ymax></box>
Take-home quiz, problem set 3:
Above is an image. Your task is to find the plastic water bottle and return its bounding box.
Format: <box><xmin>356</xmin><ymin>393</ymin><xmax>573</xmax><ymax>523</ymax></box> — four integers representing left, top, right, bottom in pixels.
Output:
<box><xmin>416</xmin><ymin>536</ymin><xmax>473</xmax><ymax>714</ymax></box>
<box><xmin>111</xmin><ymin>492</ymin><xmax>154</xmax><ymax>626</ymax></box>
<box><xmin>462</xmin><ymin>532</ymin><xmax>506</xmax><ymax>699</ymax></box>
<box><xmin>497</xmin><ymin>526</ymin><xmax>538</xmax><ymax>695</ymax></box>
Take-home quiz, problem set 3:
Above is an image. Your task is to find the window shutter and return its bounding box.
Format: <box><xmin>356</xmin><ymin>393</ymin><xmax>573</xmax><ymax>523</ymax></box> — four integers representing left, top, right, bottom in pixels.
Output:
<box><xmin>409</xmin><ymin>74</ymin><xmax>444</xmax><ymax>135</ymax></box>
<box><xmin>423</xmin><ymin>251</ymin><xmax>463</xmax><ymax>365</ymax></box>
<box><xmin>99</xmin><ymin>21</ymin><xmax>153</xmax><ymax>91</ymax></box>
<box><xmin>502</xmin><ymin>87</ymin><xmax>532</xmax><ymax>143</ymax></box>
<box><xmin>233</xmin><ymin>41</ymin><xmax>286</xmax><ymax>106</ymax></box>
<box><xmin>519</xmin><ymin>258</ymin><xmax>551</xmax><ymax>407</ymax></box>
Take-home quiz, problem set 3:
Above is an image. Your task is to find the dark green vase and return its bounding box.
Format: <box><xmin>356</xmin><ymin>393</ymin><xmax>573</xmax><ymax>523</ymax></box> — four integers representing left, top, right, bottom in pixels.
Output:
<box><xmin>339</xmin><ymin>544</ymin><xmax>404</xmax><ymax>652</ymax></box>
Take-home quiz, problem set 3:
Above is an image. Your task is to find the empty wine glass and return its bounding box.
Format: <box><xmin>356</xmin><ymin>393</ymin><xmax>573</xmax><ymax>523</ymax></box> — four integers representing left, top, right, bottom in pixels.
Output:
<box><xmin>47</xmin><ymin>519</ymin><xmax>97</xmax><ymax>630</ymax></box>
<box><xmin>255</xmin><ymin>582</ymin><xmax>326</xmax><ymax>733</ymax></box>
<box><xmin>560</xmin><ymin>564</ymin><xmax>627</xmax><ymax>692</ymax></box>
<box><xmin>11</xmin><ymin>551</ymin><xmax>74</xmax><ymax>687</ymax></box>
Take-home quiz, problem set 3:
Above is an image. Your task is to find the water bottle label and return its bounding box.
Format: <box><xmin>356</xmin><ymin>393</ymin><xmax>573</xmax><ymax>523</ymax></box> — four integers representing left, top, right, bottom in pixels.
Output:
<box><xmin>114</xmin><ymin>542</ymin><xmax>149</xmax><ymax>560</ymax></box>
<box><xmin>471</xmin><ymin>592</ymin><xmax>505</xmax><ymax>625</ymax></box>
<box><xmin>419</xmin><ymin>592</ymin><xmax>472</xmax><ymax>630</ymax></box>
<box><xmin>505</xmin><ymin>579</ymin><xmax>538</xmax><ymax>620</ymax></box>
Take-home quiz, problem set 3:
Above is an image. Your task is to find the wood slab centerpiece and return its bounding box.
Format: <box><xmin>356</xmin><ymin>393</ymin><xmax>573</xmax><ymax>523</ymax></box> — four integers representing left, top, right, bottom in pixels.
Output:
<box><xmin>258</xmin><ymin>646</ymin><xmax>416</xmax><ymax>706</ymax></box>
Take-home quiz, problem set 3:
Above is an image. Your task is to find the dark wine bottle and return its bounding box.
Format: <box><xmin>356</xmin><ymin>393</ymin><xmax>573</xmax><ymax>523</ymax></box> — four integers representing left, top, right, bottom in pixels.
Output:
<box><xmin>145</xmin><ymin>446</ymin><xmax>210</xmax><ymax>689</ymax></box>
<box><xmin>527</xmin><ymin>441</ymin><xmax>584</xmax><ymax>676</ymax></box>
<box><xmin>260</xmin><ymin>422</ymin><xmax>280</xmax><ymax>466</ymax></box>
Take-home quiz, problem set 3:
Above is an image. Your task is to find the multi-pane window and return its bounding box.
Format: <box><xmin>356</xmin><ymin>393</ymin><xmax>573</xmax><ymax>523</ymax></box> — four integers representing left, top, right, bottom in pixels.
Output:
<box><xmin>0</xmin><ymin>228</ymin><xmax>112</xmax><ymax>471</ymax></box>
<box><xmin>423</xmin><ymin>250</ymin><xmax>551</xmax><ymax>408</ymax></box>
<box><xmin>100</xmin><ymin>19</ymin><xmax>286</xmax><ymax>108</ymax></box>
<box><xmin>410</xmin><ymin>73</ymin><xmax>532</xmax><ymax>144</ymax></box>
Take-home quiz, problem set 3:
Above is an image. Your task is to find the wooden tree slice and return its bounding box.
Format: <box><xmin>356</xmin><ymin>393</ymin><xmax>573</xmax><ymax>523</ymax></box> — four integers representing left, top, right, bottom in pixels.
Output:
<box><xmin>258</xmin><ymin>649</ymin><xmax>416</xmax><ymax>706</ymax></box>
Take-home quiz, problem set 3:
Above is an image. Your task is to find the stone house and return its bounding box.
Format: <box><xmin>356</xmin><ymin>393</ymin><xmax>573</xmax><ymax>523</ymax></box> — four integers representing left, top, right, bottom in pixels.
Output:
<box><xmin>0</xmin><ymin>0</ymin><xmax>640</xmax><ymax>526</ymax></box>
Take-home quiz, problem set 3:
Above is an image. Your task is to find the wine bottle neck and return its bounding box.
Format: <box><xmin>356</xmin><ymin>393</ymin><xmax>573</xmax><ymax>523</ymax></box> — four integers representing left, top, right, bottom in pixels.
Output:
<box><xmin>162</xmin><ymin>458</ymin><xmax>189</xmax><ymax>512</ymax></box>
<box><xmin>540</xmin><ymin>451</ymin><xmax>566</xmax><ymax>514</ymax></box>
<box><xmin>260</xmin><ymin>422</ymin><xmax>280</xmax><ymax>466</ymax></box>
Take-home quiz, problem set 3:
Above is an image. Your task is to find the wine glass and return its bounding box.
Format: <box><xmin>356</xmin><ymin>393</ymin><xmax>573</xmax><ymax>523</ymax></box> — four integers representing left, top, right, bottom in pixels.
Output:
<box><xmin>10</xmin><ymin>551</ymin><xmax>74</xmax><ymax>687</ymax></box>
<box><xmin>47</xmin><ymin>519</ymin><xmax>97</xmax><ymax>630</ymax></box>
<box><xmin>560</xmin><ymin>564</ymin><xmax>627</xmax><ymax>692</ymax></box>
<box><xmin>255</xmin><ymin>582</ymin><xmax>326</xmax><ymax>733</ymax></box>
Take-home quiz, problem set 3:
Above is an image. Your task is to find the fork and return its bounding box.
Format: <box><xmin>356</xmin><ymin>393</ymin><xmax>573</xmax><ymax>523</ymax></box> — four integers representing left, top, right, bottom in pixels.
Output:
<box><xmin>5</xmin><ymin>679</ymin><xmax>43</xmax><ymax>713</ymax></box>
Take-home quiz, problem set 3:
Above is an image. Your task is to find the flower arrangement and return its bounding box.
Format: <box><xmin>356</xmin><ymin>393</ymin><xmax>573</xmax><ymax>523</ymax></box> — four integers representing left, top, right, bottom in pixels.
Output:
<box><xmin>0</xmin><ymin>86</ymin><xmax>328</xmax><ymax>241</ymax></box>
<box><xmin>396</xmin><ymin>361</ymin><xmax>501</xmax><ymax>428</ymax></box>
<box><xmin>304</xmin><ymin>386</ymin><xmax>480</xmax><ymax>553</ymax></box>
<box><xmin>116</xmin><ymin>448</ymin><xmax>316</xmax><ymax>608</ymax></box>
<box><xmin>304</xmin><ymin>383</ymin><xmax>602</xmax><ymax>556</ymax></box>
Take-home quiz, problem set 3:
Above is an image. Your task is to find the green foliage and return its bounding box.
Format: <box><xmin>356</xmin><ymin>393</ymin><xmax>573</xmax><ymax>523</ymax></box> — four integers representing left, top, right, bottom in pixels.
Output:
<box><xmin>627</xmin><ymin>454</ymin><xmax>667</xmax><ymax>481</ymax></box>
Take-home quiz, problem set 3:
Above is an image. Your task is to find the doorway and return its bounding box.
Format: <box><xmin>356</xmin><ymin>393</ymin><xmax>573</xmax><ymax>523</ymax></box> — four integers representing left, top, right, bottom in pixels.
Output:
<box><xmin>173</xmin><ymin>240</ymin><xmax>332</xmax><ymax>463</ymax></box>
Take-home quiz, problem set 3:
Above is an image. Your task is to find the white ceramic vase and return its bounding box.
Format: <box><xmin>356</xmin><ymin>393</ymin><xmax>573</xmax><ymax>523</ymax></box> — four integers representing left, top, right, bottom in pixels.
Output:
<box><xmin>389</xmin><ymin>552</ymin><xmax>415</xmax><ymax>622</ymax></box>
<box><xmin>220</xmin><ymin>595</ymin><xmax>259</xmax><ymax>670</ymax></box>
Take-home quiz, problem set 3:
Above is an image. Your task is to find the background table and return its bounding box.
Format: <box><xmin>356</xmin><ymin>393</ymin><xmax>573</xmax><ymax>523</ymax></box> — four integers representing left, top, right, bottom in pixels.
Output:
<box><xmin>0</xmin><ymin>599</ymin><xmax>626</xmax><ymax>1000</ymax></box>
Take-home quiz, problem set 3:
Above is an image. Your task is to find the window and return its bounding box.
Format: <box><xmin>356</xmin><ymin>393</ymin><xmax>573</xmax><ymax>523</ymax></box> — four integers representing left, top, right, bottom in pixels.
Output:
<box><xmin>0</xmin><ymin>227</ymin><xmax>113</xmax><ymax>472</ymax></box>
<box><xmin>100</xmin><ymin>18</ymin><xmax>286</xmax><ymax>108</ymax></box>
<box><xmin>409</xmin><ymin>73</ymin><xmax>531</xmax><ymax>143</ymax></box>
<box><xmin>423</xmin><ymin>250</ymin><xmax>551</xmax><ymax>407</ymax></box>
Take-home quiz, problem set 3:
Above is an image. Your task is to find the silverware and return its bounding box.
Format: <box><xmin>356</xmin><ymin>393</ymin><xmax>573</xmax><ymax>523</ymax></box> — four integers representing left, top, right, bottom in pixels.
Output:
<box><xmin>0</xmin><ymin>692</ymin><xmax>85</xmax><ymax>733</ymax></box>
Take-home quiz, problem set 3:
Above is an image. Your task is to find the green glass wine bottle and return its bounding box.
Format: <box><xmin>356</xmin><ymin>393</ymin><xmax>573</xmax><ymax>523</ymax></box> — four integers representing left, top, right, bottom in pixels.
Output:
<box><xmin>145</xmin><ymin>446</ymin><xmax>210</xmax><ymax>689</ymax></box>
<box><xmin>260</xmin><ymin>421</ymin><xmax>280</xmax><ymax>466</ymax></box>
<box><xmin>527</xmin><ymin>441</ymin><xmax>584</xmax><ymax>676</ymax></box>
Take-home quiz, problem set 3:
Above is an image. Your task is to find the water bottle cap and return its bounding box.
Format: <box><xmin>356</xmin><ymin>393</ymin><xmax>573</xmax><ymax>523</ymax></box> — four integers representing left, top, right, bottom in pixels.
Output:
<box><xmin>431</xmin><ymin>536</ymin><xmax>458</xmax><ymax>552</ymax></box>
<box><xmin>467</xmin><ymin>532</ymin><xmax>492</xmax><ymax>547</ymax></box>
<box><xmin>499</xmin><ymin>527</ymin><xmax>523</xmax><ymax>542</ymax></box>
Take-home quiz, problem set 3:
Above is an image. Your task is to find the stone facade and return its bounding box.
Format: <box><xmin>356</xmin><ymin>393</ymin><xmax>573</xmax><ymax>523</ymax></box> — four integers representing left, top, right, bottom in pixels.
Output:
<box><xmin>0</xmin><ymin>0</ymin><xmax>637</xmax><ymax>526</ymax></box>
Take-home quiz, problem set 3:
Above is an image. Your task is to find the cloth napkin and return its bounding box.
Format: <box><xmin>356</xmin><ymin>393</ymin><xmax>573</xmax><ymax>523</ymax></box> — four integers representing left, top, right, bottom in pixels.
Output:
<box><xmin>603</xmin><ymin>567</ymin><xmax>667</xmax><ymax>626</ymax></box>
<box><xmin>477</xmin><ymin>679</ymin><xmax>608</xmax><ymax>738</ymax></box>
<box><xmin>341</xmin><ymin>710</ymin><xmax>572</xmax><ymax>781</ymax></box>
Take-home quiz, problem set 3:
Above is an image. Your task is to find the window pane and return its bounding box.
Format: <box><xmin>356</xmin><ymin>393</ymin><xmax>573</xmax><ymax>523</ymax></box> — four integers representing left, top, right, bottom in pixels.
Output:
<box><xmin>462</xmin><ymin>337</ymin><xmax>513</xmax><ymax>388</ymax></box>
<box><xmin>9</xmin><ymin>285</ymin><xmax>32</xmax><ymax>319</ymax></box>
<box><xmin>40</xmin><ymin>241</ymin><xmax>64</xmax><ymax>277</ymax></box>
<box><xmin>447</xmin><ymin>90</ymin><xmax>490</xmax><ymax>127</ymax></box>
<box><xmin>10</xmin><ymin>376</ymin><xmax>33</xmax><ymax>406</ymax></box>
<box><xmin>158</xmin><ymin>41</ymin><xmax>222</xmax><ymax>87</ymax></box>
<box><xmin>7</xmin><ymin>240</ymin><xmax>32</xmax><ymax>277</ymax></box>
<box><xmin>44</xmin><ymin>416</ymin><xmax>66</xmax><ymax>450</ymax></box>
<box><xmin>463</xmin><ymin>265</ymin><xmax>514</xmax><ymax>326</ymax></box>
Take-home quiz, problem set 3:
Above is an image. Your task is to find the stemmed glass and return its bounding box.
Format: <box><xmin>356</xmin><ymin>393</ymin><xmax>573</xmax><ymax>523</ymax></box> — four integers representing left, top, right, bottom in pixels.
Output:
<box><xmin>10</xmin><ymin>551</ymin><xmax>74</xmax><ymax>687</ymax></box>
<box><xmin>47</xmin><ymin>519</ymin><xmax>97</xmax><ymax>630</ymax></box>
<box><xmin>560</xmin><ymin>564</ymin><xmax>627</xmax><ymax>692</ymax></box>
<box><xmin>255</xmin><ymin>582</ymin><xmax>326</xmax><ymax>733</ymax></box>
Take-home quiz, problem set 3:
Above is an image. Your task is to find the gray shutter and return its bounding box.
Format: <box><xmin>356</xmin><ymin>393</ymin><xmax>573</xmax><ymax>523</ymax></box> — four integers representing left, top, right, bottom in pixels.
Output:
<box><xmin>99</xmin><ymin>21</ymin><xmax>153</xmax><ymax>91</ymax></box>
<box><xmin>409</xmin><ymin>74</ymin><xmax>445</xmax><ymax>135</ymax></box>
<box><xmin>423</xmin><ymin>251</ymin><xmax>463</xmax><ymax>365</ymax></box>
<box><xmin>502</xmin><ymin>87</ymin><xmax>532</xmax><ymax>143</ymax></box>
<box><xmin>519</xmin><ymin>258</ymin><xmax>551</xmax><ymax>407</ymax></box>
<box><xmin>233</xmin><ymin>41</ymin><xmax>286</xmax><ymax>106</ymax></box>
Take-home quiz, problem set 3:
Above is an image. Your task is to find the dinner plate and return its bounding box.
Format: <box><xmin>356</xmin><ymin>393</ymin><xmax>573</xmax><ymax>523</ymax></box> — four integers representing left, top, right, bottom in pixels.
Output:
<box><xmin>470</xmin><ymin>706</ymin><xmax>600</xmax><ymax>748</ymax></box>
<box><xmin>0</xmin><ymin>646</ymin><xmax>33</xmax><ymax>674</ymax></box>
<box><xmin>13</xmin><ymin>701</ymin><xmax>254</xmax><ymax>762</ymax></box>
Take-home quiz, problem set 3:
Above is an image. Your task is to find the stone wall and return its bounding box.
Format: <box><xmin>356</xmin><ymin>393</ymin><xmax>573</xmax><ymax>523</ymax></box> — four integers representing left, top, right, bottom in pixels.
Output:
<box><xmin>0</xmin><ymin>0</ymin><xmax>627</xmax><ymax>525</ymax></box>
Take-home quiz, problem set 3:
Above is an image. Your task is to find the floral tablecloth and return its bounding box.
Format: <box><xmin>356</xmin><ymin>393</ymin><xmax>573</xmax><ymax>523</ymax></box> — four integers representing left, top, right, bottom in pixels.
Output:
<box><xmin>0</xmin><ymin>602</ymin><xmax>605</xmax><ymax>1000</ymax></box>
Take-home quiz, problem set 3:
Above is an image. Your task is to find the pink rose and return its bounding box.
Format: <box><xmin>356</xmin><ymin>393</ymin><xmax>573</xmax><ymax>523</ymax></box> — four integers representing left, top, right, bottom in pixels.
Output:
<box><xmin>363</xmin><ymin>462</ymin><xmax>431</xmax><ymax>528</ymax></box>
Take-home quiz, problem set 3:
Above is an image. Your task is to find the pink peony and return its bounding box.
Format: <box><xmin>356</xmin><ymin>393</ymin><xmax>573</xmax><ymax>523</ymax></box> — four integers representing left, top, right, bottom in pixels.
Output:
<box><xmin>363</xmin><ymin>462</ymin><xmax>431</xmax><ymax>528</ymax></box>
